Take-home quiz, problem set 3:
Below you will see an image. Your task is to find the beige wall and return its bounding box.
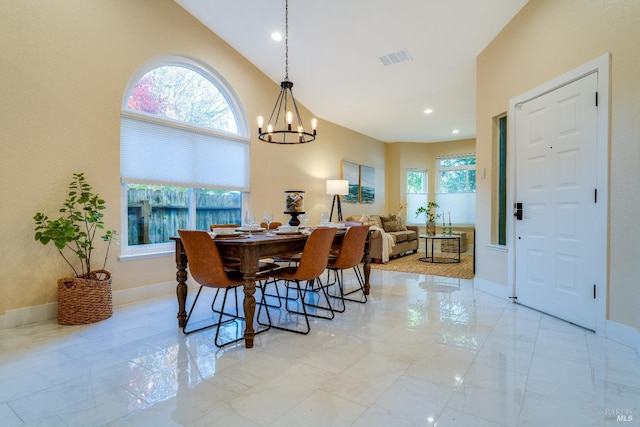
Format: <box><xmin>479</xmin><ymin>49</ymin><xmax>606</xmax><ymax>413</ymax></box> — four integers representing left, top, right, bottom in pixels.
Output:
<box><xmin>0</xmin><ymin>0</ymin><xmax>385</xmax><ymax>318</ymax></box>
<box><xmin>476</xmin><ymin>0</ymin><xmax>640</xmax><ymax>331</ymax></box>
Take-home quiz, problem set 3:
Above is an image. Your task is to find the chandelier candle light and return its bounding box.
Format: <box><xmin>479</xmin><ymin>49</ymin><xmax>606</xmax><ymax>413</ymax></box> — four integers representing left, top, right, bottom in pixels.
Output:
<box><xmin>257</xmin><ymin>0</ymin><xmax>317</xmax><ymax>144</ymax></box>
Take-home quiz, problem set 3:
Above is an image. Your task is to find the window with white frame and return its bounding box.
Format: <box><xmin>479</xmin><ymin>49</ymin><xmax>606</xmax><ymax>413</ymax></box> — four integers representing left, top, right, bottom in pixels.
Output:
<box><xmin>120</xmin><ymin>56</ymin><xmax>250</xmax><ymax>256</ymax></box>
<box><xmin>406</xmin><ymin>169</ymin><xmax>427</xmax><ymax>225</ymax></box>
<box><xmin>435</xmin><ymin>155</ymin><xmax>476</xmax><ymax>225</ymax></box>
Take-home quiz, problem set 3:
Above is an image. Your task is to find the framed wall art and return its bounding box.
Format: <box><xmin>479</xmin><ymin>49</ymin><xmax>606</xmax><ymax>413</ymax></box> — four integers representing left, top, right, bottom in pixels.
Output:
<box><xmin>359</xmin><ymin>165</ymin><xmax>375</xmax><ymax>203</ymax></box>
<box><xmin>341</xmin><ymin>160</ymin><xmax>359</xmax><ymax>203</ymax></box>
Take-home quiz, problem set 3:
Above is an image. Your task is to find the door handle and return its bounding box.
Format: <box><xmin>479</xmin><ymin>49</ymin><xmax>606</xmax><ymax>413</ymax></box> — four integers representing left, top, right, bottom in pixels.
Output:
<box><xmin>514</xmin><ymin>202</ymin><xmax>523</xmax><ymax>220</ymax></box>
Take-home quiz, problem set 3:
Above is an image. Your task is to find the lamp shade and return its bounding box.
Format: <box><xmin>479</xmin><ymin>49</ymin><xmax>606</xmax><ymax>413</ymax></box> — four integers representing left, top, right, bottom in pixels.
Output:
<box><xmin>326</xmin><ymin>179</ymin><xmax>349</xmax><ymax>195</ymax></box>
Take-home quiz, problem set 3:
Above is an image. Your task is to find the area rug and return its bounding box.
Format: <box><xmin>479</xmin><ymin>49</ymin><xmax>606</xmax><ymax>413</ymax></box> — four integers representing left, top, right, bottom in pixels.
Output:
<box><xmin>370</xmin><ymin>253</ymin><xmax>474</xmax><ymax>279</ymax></box>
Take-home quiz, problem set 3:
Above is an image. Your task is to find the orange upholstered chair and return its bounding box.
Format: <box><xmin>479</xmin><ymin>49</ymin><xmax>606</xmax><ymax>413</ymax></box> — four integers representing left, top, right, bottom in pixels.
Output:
<box><xmin>258</xmin><ymin>227</ymin><xmax>337</xmax><ymax>334</ymax></box>
<box><xmin>178</xmin><ymin>230</ymin><xmax>268</xmax><ymax>347</ymax></box>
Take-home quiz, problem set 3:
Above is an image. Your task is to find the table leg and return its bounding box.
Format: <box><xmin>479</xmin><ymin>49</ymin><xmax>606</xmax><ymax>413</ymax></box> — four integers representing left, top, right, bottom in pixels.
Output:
<box><xmin>242</xmin><ymin>274</ymin><xmax>257</xmax><ymax>348</ymax></box>
<box><xmin>175</xmin><ymin>240</ymin><xmax>188</xmax><ymax>328</ymax></box>
<box><xmin>363</xmin><ymin>231</ymin><xmax>372</xmax><ymax>295</ymax></box>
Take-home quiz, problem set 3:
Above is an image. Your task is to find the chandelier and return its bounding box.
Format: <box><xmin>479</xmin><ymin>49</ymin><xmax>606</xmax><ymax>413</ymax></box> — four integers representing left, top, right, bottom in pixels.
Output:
<box><xmin>257</xmin><ymin>0</ymin><xmax>317</xmax><ymax>144</ymax></box>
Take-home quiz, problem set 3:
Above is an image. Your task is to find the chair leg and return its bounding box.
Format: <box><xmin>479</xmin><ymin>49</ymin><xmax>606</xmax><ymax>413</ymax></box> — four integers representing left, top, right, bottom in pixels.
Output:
<box><xmin>259</xmin><ymin>276</ymin><xmax>296</xmax><ymax>309</ymax></box>
<box><xmin>258</xmin><ymin>278</ymin><xmax>311</xmax><ymax>334</ymax></box>
<box><xmin>323</xmin><ymin>269</ymin><xmax>346</xmax><ymax>313</ymax></box>
<box><xmin>296</xmin><ymin>277</ymin><xmax>335</xmax><ymax>320</ymax></box>
<box><xmin>184</xmin><ymin>285</ymin><xmax>269</xmax><ymax>348</ymax></box>
<box><xmin>331</xmin><ymin>265</ymin><xmax>367</xmax><ymax>304</ymax></box>
<box><xmin>183</xmin><ymin>286</ymin><xmax>241</xmax><ymax>335</ymax></box>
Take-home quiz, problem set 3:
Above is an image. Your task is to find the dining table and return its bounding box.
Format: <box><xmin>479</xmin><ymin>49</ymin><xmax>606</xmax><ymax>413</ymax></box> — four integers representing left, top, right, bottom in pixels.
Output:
<box><xmin>171</xmin><ymin>228</ymin><xmax>371</xmax><ymax>348</ymax></box>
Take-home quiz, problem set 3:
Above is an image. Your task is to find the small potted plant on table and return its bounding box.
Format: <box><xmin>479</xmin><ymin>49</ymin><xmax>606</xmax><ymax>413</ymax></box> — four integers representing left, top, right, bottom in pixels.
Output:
<box><xmin>415</xmin><ymin>201</ymin><xmax>440</xmax><ymax>236</ymax></box>
<box><xmin>34</xmin><ymin>172</ymin><xmax>118</xmax><ymax>325</ymax></box>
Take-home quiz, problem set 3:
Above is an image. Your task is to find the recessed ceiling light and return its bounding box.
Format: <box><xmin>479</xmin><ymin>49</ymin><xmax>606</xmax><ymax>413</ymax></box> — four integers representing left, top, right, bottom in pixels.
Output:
<box><xmin>452</xmin><ymin>129</ymin><xmax>460</xmax><ymax>134</ymax></box>
<box><xmin>271</xmin><ymin>31</ymin><xmax>283</xmax><ymax>41</ymax></box>
<box><xmin>423</xmin><ymin>108</ymin><xmax>433</xmax><ymax>114</ymax></box>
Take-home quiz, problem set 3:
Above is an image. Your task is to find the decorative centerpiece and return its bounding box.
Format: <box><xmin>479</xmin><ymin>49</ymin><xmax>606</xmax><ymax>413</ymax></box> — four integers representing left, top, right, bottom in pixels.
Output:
<box><xmin>284</xmin><ymin>190</ymin><xmax>305</xmax><ymax>225</ymax></box>
<box><xmin>415</xmin><ymin>201</ymin><xmax>440</xmax><ymax>236</ymax></box>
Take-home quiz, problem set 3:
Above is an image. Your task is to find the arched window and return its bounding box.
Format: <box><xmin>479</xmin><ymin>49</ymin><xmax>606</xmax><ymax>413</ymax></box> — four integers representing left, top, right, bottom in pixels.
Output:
<box><xmin>120</xmin><ymin>56</ymin><xmax>249</xmax><ymax>256</ymax></box>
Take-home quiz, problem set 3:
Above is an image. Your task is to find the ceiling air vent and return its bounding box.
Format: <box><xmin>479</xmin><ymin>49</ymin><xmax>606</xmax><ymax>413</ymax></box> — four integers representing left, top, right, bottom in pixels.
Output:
<box><xmin>379</xmin><ymin>49</ymin><xmax>412</xmax><ymax>66</ymax></box>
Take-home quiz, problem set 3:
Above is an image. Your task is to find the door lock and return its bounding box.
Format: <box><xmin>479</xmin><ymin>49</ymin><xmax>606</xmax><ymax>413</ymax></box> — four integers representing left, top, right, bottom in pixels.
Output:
<box><xmin>514</xmin><ymin>202</ymin><xmax>523</xmax><ymax>220</ymax></box>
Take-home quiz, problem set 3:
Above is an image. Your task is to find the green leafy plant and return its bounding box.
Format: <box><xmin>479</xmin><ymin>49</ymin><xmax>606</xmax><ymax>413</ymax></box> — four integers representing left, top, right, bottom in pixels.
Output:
<box><xmin>34</xmin><ymin>172</ymin><xmax>118</xmax><ymax>278</ymax></box>
<box><xmin>415</xmin><ymin>201</ymin><xmax>441</xmax><ymax>223</ymax></box>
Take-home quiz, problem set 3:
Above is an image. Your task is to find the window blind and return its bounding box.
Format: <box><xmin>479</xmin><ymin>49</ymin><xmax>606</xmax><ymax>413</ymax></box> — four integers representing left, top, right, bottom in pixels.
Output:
<box><xmin>435</xmin><ymin>192</ymin><xmax>475</xmax><ymax>225</ymax></box>
<box><xmin>121</xmin><ymin>114</ymin><xmax>250</xmax><ymax>191</ymax></box>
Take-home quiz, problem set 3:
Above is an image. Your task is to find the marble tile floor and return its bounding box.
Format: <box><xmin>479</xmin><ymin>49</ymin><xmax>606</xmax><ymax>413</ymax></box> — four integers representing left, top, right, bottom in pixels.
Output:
<box><xmin>0</xmin><ymin>269</ymin><xmax>639</xmax><ymax>426</ymax></box>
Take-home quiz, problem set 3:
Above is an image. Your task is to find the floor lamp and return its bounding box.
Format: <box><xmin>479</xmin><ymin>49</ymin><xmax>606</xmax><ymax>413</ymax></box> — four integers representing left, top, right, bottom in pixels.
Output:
<box><xmin>326</xmin><ymin>180</ymin><xmax>349</xmax><ymax>222</ymax></box>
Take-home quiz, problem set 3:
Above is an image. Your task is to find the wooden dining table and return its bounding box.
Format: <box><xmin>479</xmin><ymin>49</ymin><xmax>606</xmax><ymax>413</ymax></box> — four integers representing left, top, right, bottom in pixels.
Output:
<box><xmin>171</xmin><ymin>229</ymin><xmax>371</xmax><ymax>348</ymax></box>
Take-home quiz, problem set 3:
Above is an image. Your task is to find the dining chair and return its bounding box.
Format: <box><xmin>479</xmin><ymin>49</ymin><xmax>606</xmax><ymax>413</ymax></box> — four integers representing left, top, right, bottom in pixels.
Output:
<box><xmin>178</xmin><ymin>230</ymin><xmax>269</xmax><ymax>347</ymax></box>
<box><xmin>325</xmin><ymin>224</ymin><xmax>370</xmax><ymax>311</ymax></box>
<box><xmin>260</xmin><ymin>221</ymin><xmax>282</xmax><ymax>230</ymax></box>
<box><xmin>257</xmin><ymin>227</ymin><xmax>337</xmax><ymax>334</ymax></box>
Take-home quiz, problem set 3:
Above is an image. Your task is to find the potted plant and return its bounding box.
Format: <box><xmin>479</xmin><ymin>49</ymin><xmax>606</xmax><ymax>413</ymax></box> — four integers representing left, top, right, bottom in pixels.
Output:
<box><xmin>34</xmin><ymin>172</ymin><xmax>118</xmax><ymax>325</ymax></box>
<box><xmin>415</xmin><ymin>201</ymin><xmax>440</xmax><ymax>236</ymax></box>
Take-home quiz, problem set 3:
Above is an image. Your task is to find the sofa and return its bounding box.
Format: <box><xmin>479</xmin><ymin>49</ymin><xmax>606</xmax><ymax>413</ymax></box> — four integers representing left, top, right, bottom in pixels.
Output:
<box><xmin>346</xmin><ymin>214</ymin><xmax>418</xmax><ymax>263</ymax></box>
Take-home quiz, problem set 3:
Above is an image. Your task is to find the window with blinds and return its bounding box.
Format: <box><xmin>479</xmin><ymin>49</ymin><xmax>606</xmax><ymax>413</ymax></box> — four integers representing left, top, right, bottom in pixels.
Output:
<box><xmin>435</xmin><ymin>155</ymin><xmax>476</xmax><ymax>225</ymax></box>
<box><xmin>120</xmin><ymin>57</ymin><xmax>248</xmax><ymax>255</ymax></box>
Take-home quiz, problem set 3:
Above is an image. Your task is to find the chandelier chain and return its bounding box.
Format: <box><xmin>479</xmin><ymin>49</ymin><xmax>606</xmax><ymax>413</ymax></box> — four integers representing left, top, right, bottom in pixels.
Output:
<box><xmin>256</xmin><ymin>0</ymin><xmax>316</xmax><ymax>144</ymax></box>
<box><xmin>284</xmin><ymin>0</ymin><xmax>289</xmax><ymax>81</ymax></box>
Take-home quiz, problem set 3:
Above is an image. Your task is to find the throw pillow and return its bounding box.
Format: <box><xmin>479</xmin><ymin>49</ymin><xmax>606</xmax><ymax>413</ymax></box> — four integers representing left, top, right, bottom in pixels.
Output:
<box><xmin>380</xmin><ymin>215</ymin><xmax>400</xmax><ymax>232</ymax></box>
<box><xmin>394</xmin><ymin>212</ymin><xmax>408</xmax><ymax>231</ymax></box>
<box><xmin>358</xmin><ymin>213</ymin><xmax>370</xmax><ymax>224</ymax></box>
<box><xmin>368</xmin><ymin>215</ymin><xmax>383</xmax><ymax>228</ymax></box>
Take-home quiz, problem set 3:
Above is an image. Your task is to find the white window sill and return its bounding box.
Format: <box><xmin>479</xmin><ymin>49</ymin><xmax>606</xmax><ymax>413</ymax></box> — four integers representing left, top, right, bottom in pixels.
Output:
<box><xmin>118</xmin><ymin>250</ymin><xmax>174</xmax><ymax>262</ymax></box>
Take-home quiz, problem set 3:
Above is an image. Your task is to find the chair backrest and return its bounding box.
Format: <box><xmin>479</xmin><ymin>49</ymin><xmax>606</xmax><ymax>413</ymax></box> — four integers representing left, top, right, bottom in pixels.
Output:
<box><xmin>260</xmin><ymin>221</ymin><xmax>282</xmax><ymax>230</ymax></box>
<box><xmin>209</xmin><ymin>224</ymin><xmax>239</xmax><ymax>231</ymax></box>
<box><xmin>178</xmin><ymin>230</ymin><xmax>240</xmax><ymax>288</ymax></box>
<box><xmin>294</xmin><ymin>227</ymin><xmax>337</xmax><ymax>281</ymax></box>
<box><xmin>330</xmin><ymin>224</ymin><xmax>370</xmax><ymax>270</ymax></box>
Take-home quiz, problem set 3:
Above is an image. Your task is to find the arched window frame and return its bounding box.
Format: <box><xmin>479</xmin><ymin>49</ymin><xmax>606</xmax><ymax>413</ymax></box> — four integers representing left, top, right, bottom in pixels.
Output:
<box><xmin>120</xmin><ymin>55</ymin><xmax>250</xmax><ymax>259</ymax></box>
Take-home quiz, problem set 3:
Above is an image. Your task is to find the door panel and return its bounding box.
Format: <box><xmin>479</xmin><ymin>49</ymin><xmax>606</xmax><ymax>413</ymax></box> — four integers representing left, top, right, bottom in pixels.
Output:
<box><xmin>514</xmin><ymin>72</ymin><xmax>598</xmax><ymax>330</ymax></box>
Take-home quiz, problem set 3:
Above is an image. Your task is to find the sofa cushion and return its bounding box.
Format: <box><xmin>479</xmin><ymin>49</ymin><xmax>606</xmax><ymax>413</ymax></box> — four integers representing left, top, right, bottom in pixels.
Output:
<box><xmin>389</xmin><ymin>231</ymin><xmax>407</xmax><ymax>242</ymax></box>
<box><xmin>380</xmin><ymin>215</ymin><xmax>400</xmax><ymax>232</ymax></box>
<box><xmin>405</xmin><ymin>229</ymin><xmax>417</xmax><ymax>240</ymax></box>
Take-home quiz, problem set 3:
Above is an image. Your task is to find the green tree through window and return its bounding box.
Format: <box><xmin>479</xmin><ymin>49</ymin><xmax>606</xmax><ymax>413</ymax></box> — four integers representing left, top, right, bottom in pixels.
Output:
<box><xmin>127</xmin><ymin>66</ymin><xmax>237</xmax><ymax>133</ymax></box>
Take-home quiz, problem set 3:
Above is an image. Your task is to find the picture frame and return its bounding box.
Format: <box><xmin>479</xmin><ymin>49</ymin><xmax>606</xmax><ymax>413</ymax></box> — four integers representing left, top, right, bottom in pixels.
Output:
<box><xmin>341</xmin><ymin>160</ymin><xmax>359</xmax><ymax>203</ymax></box>
<box><xmin>359</xmin><ymin>165</ymin><xmax>375</xmax><ymax>203</ymax></box>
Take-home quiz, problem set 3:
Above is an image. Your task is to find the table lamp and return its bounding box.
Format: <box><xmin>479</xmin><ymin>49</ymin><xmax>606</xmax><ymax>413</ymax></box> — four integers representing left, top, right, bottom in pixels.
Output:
<box><xmin>326</xmin><ymin>179</ymin><xmax>349</xmax><ymax>222</ymax></box>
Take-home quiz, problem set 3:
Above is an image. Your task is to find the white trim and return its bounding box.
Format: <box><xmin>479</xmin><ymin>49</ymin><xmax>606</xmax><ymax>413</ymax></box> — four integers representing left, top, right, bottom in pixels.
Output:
<box><xmin>486</xmin><ymin>244</ymin><xmax>508</xmax><ymax>253</ymax></box>
<box><xmin>473</xmin><ymin>277</ymin><xmax>510</xmax><ymax>300</ymax></box>
<box><xmin>118</xmin><ymin>250</ymin><xmax>173</xmax><ymax>262</ymax></box>
<box><xmin>606</xmin><ymin>320</ymin><xmax>640</xmax><ymax>357</ymax></box>
<box><xmin>507</xmin><ymin>53</ymin><xmax>610</xmax><ymax>335</ymax></box>
<box><xmin>0</xmin><ymin>281</ymin><xmax>195</xmax><ymax>329</ymax></box>
<box><xmin>121</xmin><ymin>54</ymin><xmax>249</xmax><ymax>138</ymax></box>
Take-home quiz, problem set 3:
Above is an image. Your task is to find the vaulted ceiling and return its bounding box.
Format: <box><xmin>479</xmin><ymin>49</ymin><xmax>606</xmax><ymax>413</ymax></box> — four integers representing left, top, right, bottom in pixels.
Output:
<box><xmin>175</xmin><ymin>0</ymin><xmax>528</xmax><ymax>143</ymax></box>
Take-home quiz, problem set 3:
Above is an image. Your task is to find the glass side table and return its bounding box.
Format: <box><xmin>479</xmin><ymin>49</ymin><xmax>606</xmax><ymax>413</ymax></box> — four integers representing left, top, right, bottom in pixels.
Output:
<box><xmin>419</xmin><ymin>234</ymin><xmax>461</xmax><ymax>263</ymax></box>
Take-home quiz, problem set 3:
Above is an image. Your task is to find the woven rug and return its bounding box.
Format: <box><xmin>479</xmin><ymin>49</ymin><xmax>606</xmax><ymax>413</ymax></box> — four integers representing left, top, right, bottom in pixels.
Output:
<box><xmin>370</xmin><ymin>253</ymin><xmax>474</xmax><ymax>279</ymax></box>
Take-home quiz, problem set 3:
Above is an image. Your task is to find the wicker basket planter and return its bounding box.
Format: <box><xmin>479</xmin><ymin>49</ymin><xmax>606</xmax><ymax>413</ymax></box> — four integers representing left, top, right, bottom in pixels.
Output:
<box><xmin>57</xmin><ymin>270</ymin><xmax>113</xmax><ymax>325</ymax></box>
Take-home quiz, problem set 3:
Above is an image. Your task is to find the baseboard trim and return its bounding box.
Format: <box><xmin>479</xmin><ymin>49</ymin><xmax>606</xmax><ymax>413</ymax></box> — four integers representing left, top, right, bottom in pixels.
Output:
<box><xmin>473</xmin><ymin>277</ymin><xmax>510</xmax><ymax>300</ymax></box>
<box><xmin>606</xmin><ymin>319</ymin><xmax>640</xmax><ymax>357</ymax></box>
<box><xmin>0</xmin><ymin>280</ymin><xmax>185</xmax><ymax>330</ymax></box>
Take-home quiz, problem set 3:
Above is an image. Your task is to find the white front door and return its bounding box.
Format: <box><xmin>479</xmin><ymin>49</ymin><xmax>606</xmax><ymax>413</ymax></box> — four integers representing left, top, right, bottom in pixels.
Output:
<box><xmin>514</xmin><ymin>72</ymin><xmax>598</xmax><ymax>330</ymax></box>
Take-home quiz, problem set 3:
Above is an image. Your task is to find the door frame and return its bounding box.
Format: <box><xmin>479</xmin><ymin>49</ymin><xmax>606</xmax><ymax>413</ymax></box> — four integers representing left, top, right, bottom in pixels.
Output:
<box><xmin>507</xmin><ymin>53</ymin><xmax>610</xmax><ymax>334</ymax></box>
